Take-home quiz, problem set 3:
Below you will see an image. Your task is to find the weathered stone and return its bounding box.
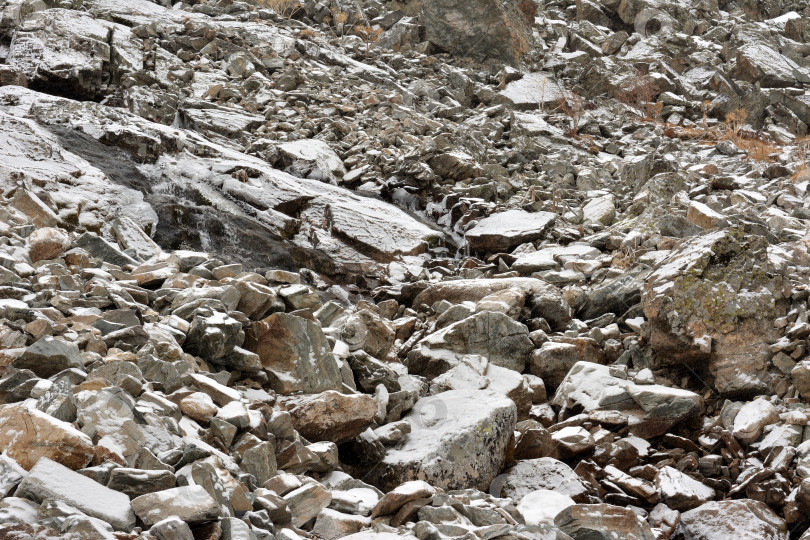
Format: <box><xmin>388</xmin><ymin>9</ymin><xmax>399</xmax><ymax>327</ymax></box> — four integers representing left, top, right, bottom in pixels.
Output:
<box><xmin>12</xmin><ymin>337</ymin><xmax>83</xmax><ymax>378</ymax></box>
<box><xmin>0</xmin><ymin>404</ymin><xmax>94</xmax><ymax>470</ymax></box>
<box><xmin>286</xmin><ymin>391</ymin><xmax>377</xmax><ymax>444</ymax></box>
<box><xmin>498</xmin><ymin>457</ymin><xmax>589</xmax><ymax>502</ymax></box>
<box><xmin>27</xmin><ymin>227</ymin><xmax>71</xmax><ymax>263</ymax></box>
<box><xmin>16</xmin><ymin>458</ymin><xmax>135</xmax><ymax>531</ymax></box>
<box><xmin>465</xmin><ymin>210</ymin><xmax>556</xmax><ymax>252</ymax></box>
<box><xmin>554</xmin><ymin>503</ymin><xmax>656</xmax><ymax>540</ymax></box>
<box><xmin>245</xmin><ymin>313</ymin><xmax>343</xmax><ymax>395</ymax></box>
<box><xmin>675</xmin><ymin>499</ymin><xmax>788</xmax><ymax>539</ymax></box>
<box><xmin>366</xmin><ymin>390</ymin><xmax>516</xmax><ymax>492</ymax></box>
<box><xmin>131</xmin><ymin>486</ymin><xmax>221</xmax><ymax>527</ymax></box>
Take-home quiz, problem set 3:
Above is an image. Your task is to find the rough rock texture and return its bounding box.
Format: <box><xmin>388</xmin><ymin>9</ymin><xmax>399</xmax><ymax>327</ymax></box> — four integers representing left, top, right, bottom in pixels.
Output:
<box><xmin>366</xmin><ymin>390</ymin><xmax>516</xmax><ymax>491</ymax></box>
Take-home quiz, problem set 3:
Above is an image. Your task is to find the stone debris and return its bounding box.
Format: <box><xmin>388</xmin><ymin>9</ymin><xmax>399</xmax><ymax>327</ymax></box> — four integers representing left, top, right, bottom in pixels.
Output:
<box><xmin>0</xmin><ymin>0</ymin><xmax>808</xmax><ymax>537</ymax></box>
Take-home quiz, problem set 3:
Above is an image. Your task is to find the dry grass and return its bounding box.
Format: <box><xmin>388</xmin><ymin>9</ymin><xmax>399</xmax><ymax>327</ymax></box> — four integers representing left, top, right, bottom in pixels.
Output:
<box><xmin>618</xmin><ymin>70</ymin><xmax>659</xmax><ymax>121</ymax></box>
<box><xmin>253</xmin><ymin>0</ymin><xmax>301</xmax><ymax>18</ymax></box>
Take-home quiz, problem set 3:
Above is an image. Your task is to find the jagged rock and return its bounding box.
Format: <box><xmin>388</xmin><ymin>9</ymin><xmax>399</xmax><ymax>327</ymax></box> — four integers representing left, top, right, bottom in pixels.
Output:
<box><xmin>530</xmin><ymin>340</ymin><xmax>605</xmax><ymax>390</ymax></box>
<box><xmin>106</xmin><ymin>468</ymin><xmax>177</xmax><ymax>499</ymax></box>
<box><xmin>367</xmin><ymin>390</ymin><xmax>516</xmax><ymax>491</ymax></box>
<box><xmin>284</xmin><ymin>482</ymin><xmax>332</xmax><ymax>527</ymax></box>
<box><xmin>16</xmin><ymin>458</ymin><xmax>136</xmax><ymax>531</ymax></box>
<box><xmin>347</xmin><ymin>351</ymin><xmax>402</xmax><ymax>393</ymax></box>
<box><xmin>276</xmin><ymin>139</ymin><xmax>347</xmax><ymax>184</ymax></box>
<box><xmin>26</xmin><ymin>226</ymin><xmax>70</xmax><ymax>263</ymax></box>
<box><xmin>465</xmin><ymin>210</ymin><xmax>556</xmax><ymax>252</ymax></box>
<box><xmin>497</xmin><ymin>457</ymin><xmax>589</xmax><ymax>502</ymax></box>
<box><xmin>12</xmin><ymin>336</ymin><xmax>83</xmax><ymax>378</ymax></box>
<box><xmin>245</xmin><ymin>313</ymin><xmax>343</xmax><ymax>395</ymax></box>
<box><xmin>131</xmin><ymin>486</ymin><xmax>221</xmax><ymax>527</ymax></box>
<box><xmin>184</xmin><ymin>309</ymin><xmax>245</xmax><ymax>361</ymax></box>
<box><xmin>655</xmin><ymin>466</ymin><xmax>714</xmax><ymax>511</ymax></box>
<box><xmin>674</xmin><ymin>499</ymin><xmax>788</xmax><ymax>539</ymax></box>
<box><xmin>0</xmin><ymin>404</ymin><xmax>95</xmax><ymax>470</ymax></box>
<box><xmin>554</xmin><ymin>503</ymin><xmax>656</xmax><ymax>539</ymax></box>
<box><xmin>419</xmin><ymin>0</ymin><xmax>533</xmax><ymax>64</ymax></box>
<box><xmin>408</xmin><ymin>310</ymin><xmax>533</xmax><ymax>376</ymax></box>
<box><xmin>642</xmin><ymin>229</ymin><xmax>787</xmax><ymax>395</ymax></box>
<box><xmin>285</xmin><ymin>391</ymin><xmax>377</xmax><ymax>444</ymax></box>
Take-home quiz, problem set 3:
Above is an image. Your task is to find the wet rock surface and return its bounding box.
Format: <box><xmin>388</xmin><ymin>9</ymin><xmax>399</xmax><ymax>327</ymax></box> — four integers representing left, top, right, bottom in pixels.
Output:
<box><xmin>1</xmin><ymin>0</ymin><xmax>810</xmax><ymax>537</ymax></box>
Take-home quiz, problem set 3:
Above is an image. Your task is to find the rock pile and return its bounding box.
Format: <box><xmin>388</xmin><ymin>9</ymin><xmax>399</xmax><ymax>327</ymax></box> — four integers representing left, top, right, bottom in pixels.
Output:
<box><xmin>2</xmin><ymin>0</ymin><xmax>810</xmax><ymax>537</ymax></box>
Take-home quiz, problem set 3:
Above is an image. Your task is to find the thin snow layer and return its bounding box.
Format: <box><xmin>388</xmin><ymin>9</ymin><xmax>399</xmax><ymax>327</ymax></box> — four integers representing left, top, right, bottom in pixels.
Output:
<box><xmin>16</xmin><ymin>458</ymin><xmax>136</xmax><ymax>531</ymax></box>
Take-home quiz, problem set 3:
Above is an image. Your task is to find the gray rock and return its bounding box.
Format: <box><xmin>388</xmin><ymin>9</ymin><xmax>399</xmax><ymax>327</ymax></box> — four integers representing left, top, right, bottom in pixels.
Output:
<box><xmin>12</xmin><ymin>337</ymin><xmax>83</xmax><ymax>378</ymax></box>
<box><xmin>16</xmin><ymin>458</ymin><xmax>135</xmax><ymax>531</ymax></box>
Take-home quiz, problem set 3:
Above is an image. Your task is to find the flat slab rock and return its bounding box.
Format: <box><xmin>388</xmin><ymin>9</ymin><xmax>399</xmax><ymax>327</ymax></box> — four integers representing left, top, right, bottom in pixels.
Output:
<box><xmin>366</xmin><ymin>389</ymin><xmax>517</xmax><ymax>492</ymax></box>
<box><xmin>465</xmin><ymin>210</ymin><xmax>556</xmax><ymax>252</ymax></box>
<box><xmin>16</xmin><ymin>458</ymin><xmax>136</xmax><ymax>531</ymax></box>
<box><xmin>674</xmin><ymin>499</ymin><xmax>788</xmax><ymax>540</ymax></box>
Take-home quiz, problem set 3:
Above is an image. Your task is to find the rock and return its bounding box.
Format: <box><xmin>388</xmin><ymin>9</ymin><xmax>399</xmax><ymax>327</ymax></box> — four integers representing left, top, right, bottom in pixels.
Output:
<box><xmin>184</xmin><ymin>309</ymin><xmax>245</xmax><ymax>361</ymax></box>
<box><xmin>245</xmin><ymin>313</ymin><xmax>343</xmax><ymax>395</ymax></box>
<box><xmin>371</xmin><ymin>481</ymin><xmax>437</xmax><ymax>518</ymax></box>
<box><xmin>530</xmin><ymin>340</ymin><xmax>606</xmax><ymax>390</ymax></box>
<box><xmin>342</xmin><ymin>309</ymin><xmax>395</xmax><ymax>360</ymax></box>
<box><xmin>75</xmin><ymin>232</ymin><xmax>139</xmax><ymax>267</ymax></box>
<box><xmin>498</xmin><ymin>457</ymin><xmax>589</xmax><ymax>502</ymax></box>
<box><xmin>419</xmin><ymin>0</ymin><xmax>533</xmax><ymax>64</ymax></box>
<box><xmin>408</xmin><ymin>310</ymin><xmax>533</xmax><ymax>376</ymax></box>
<box><xmin>16</xmin><ymin>458</ymin><xmax>136</xmax><ymax>531</ymax></box>
<box><xmin>655</xmin><ymin>466</ymin><xmax>714</xmax><ymax>511</ymax></box>
<box><xmin>675</xmin><ymin>499</ymin><xmax>788</xmax><ymax>539</ymax></box>
<box><xmin>554</xmin><ymin>503</ymin><xmax>656</xmax><ymax>540</ymax></box>
<box><xmin>582</xmin><ymin>194</ymin><xmax>616</xmax><ymax>225</ymax></box>
<box><xmin>179</xmin><ymin>392</ymin><xmax>219</xmax><ymax>422</ymax></box>
<box><xmin>131</xmin><ymin>486</ymin><xmax>221</xmax><ymax>527</ymax></box>
<box><xmin>312</xmin><ymin>508</ymin><xmax>370</xmax><ymax>539</ymax></box>
<box><xmin>277</xmin><ymin>139</ymin><xmax>347</xmax><ymax>184</ymax></box>
<box><xmin>732</xmin><ymin>398</ymin><xmax>779</xmax><ymax>445</ymax></box>
<box><xmin>0</xmin><ymin>404</ymin><xmax>95</xmax><ymax>470</ymax></box>
<box><xmin>26</xmin><ymin>227</ymin><xmax>71</xmax><ymax>262</ymax></box>
<box><xmin>366</xmin><ymin>390</ymin><xmax>516</xmax><ymax>491</ymax></box>
<box><xmin>347</xmin><ymin>351</ymin><xmax>402</xmax><ymax>393</ymax></box>
<box><xmin>642</xmin><ymin>229</ymin><xmax>787</xmax><ymax>395</ymax></box>
<box><xmin>465</xmin><ymin>210</ymin><xmax>556</xmax><ymax>252</ymax></box>
<box><xmin>12</xmin><ymin>336</ymin><xmax>83</xmax><ymax>378</ymax></box>
<box><xmin>686</xmin><ymin>201</ymin><xmax>726</xmax><ymax>229</ymax></box>
<box><xmin>735</xmin><ymin>43</ymin><xmax>809</xmax><ymax>88</ymax></box>
<box><xmin>285</xmin><ymin>391</ymin><xmax>378</xmax><ymax>444</ymax></box>
<box><xmin>106</xmin><ymin>468</ymin><xmax>177</xmax><ymax>499</ymax></box>
<box><xmin>284</xmin><ymin>482</ymin><xmax>332</xmax><ymax>527</ymax></box>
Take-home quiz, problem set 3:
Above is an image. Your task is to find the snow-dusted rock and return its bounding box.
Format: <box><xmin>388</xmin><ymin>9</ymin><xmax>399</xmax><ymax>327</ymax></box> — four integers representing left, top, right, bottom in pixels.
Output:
<box><xmin>16</xmin><ymin>458</ymin><xmax>136</xmax><ymax>531</ymax></box>
<box><xmin>366</xmin><ymin>390</ymin><xmax>516</xmax><ymax>491</ymax></box>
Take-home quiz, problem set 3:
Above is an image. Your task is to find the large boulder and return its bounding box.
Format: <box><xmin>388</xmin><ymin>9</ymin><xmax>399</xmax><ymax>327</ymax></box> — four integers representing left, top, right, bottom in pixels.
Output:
<box><xmin>674</xmin><ymin>499</ymin><xmax>788</xmax><ymax>540</ymax></box>
<box><xmin>11</xmin><ymin>336</ymin><xmax>84</xmax><ymax>378</ymax></box>
<box><xmin>642</xmin><ymin>229</ymin><xmax>787</xmax><ymax>396</ymax></box>
<box><xmin>244</xmin><ymin>313</ymin><xmax>343</xmax><ymax>395</ymax></box>
<box><xmin>366</xmin><ymin>390</ymin><xmax>516</xmax><ymax>491</ymax></box>
<box><xmin>407</xmin><ymin>310</ymin><xmax>534</xmax><ymax>377</ymax></box>
<box><xmin>419</xmin><ymin>0</ymin><xmax>534</xmax><ymax>65</ymax></box>
<box><xmin>497</xmin><ymin>457</ymin><xmax>590</xmax><ymax>502</ymax></box>
<box><xmin>465</xmin><ymin>210</ymin><xmax>556</xmax><ymax>252</ymax></box>
<box><xmin>0</xmin><ymin>404</ymin><xmax>95</xmax><ymax>470</ymax></box>
<box><xmin>16</xmin><ymin>458</ymin><xmax>136</xmax><ymax>531</ymax></box>
<box><xmin>413</xmin><ymin>278</ymin><xmax>570</xmax><ymax>328</ymax></box>
<box><xmin>284</xmin><ymin>391</ymin><xmax>378</xmax><ymax>444</ymax></box>
<box><xmin>551</xmin><ymin>362</ymin><xmax>703</xmax><ymax>437</ymax></box>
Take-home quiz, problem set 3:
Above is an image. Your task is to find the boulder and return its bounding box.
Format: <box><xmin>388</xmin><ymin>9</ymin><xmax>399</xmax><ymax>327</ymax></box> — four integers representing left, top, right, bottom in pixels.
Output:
<box><xmin>26</xmin><ymin>227</ymin><xmax>71</xmax><ymax>263</ymax></box>
<box><xmin>342</xmin><ymin>309</ymin><xmax>395</xmax><ymax>360</ymax></box>
<box><xmin>0</xmin><ymin>404</ymin><xmax>94</xmax><ymax>470</ymax></box>
<box><xmin>276</xmin><ymin>139</ymin><xmax>347</xmax><ymax>184</ymax></box>
<box><xmin>285</xmin><ymin>391</ymin><xmax>378</xmax><ymax>444</ymax></box>
<box><xmin>497</xmin><ymin>457</ymin><xmax>589</xmax><ymax>502</ymax></box>
<box><xmin>184</xmin><ymin>309</ymin><xmax>245</xmax><ymax>361</ymax></box>
<box><xmin>131</xmin><ymin>486</ymin><xmax>221</xmax><ymax>527</ymax></box>
<box><xmin>408</xmin><ymin>310</ymin><xmax>534</xmax><ymax>376</ymax></box>
<box><xmin>655</xmin><ymin>466</ymin><xmax>714</xmax><ymax>511</ymax></box>
<box><xmin>366</xmin><ymin>390</ymin><xmax>516</xmax><ymax>491</ymax></box>
<box><xmin>16</xmin><ymin>458</ymin><xmax>136</xmax><ymax>531</ymax></box>
<box><xmin>554</xmin><ymin>503</ymin><xmax>656</xmax><ymax>540</ymax></box>
<box><xmin>245</xmin><ymin>313</ymin><xmax>343</xmax><ymax>395</ymax></box>
<box><xmin>674</xmin><ymin>499</ymin><xmax>788</xmax><ymax>539</ymax></box>
<box><xmin>465</xmin><ymin>210</ymin><xmax>556</xmax><ymax>252</ymax></box>
<box><xmin>642</xmin><ymin>229</ymin><xmax>787</xmax><ymax>395</ymax></box>
<box><xmin>419</xmin><ymin>0</ymin><xmax>533</xmax><ymax>65</ymax></box>
<box><xmin>12</xmin><ymin>337</ymin><xmax>83</xmax><ymax>378</ymax></box>
<box><xmin>530</xmin><ymin>339</ymin><xmax>605</xmax><ymax>390</ymax></box>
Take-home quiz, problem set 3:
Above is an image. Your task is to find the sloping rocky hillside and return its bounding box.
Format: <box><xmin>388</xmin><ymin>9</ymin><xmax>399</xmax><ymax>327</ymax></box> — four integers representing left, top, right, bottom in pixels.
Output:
<box><xmin>1</xmin><ymin>0</ymin><xmax>810</xmax><ymax>538</ymax></box>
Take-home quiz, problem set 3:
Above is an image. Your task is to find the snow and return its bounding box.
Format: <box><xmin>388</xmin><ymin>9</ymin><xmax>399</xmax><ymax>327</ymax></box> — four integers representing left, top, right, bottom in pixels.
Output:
<box><xmin>516</xmin><ymin>489</ymin><xmax>575</xmax><ymax>526</ymax></box>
